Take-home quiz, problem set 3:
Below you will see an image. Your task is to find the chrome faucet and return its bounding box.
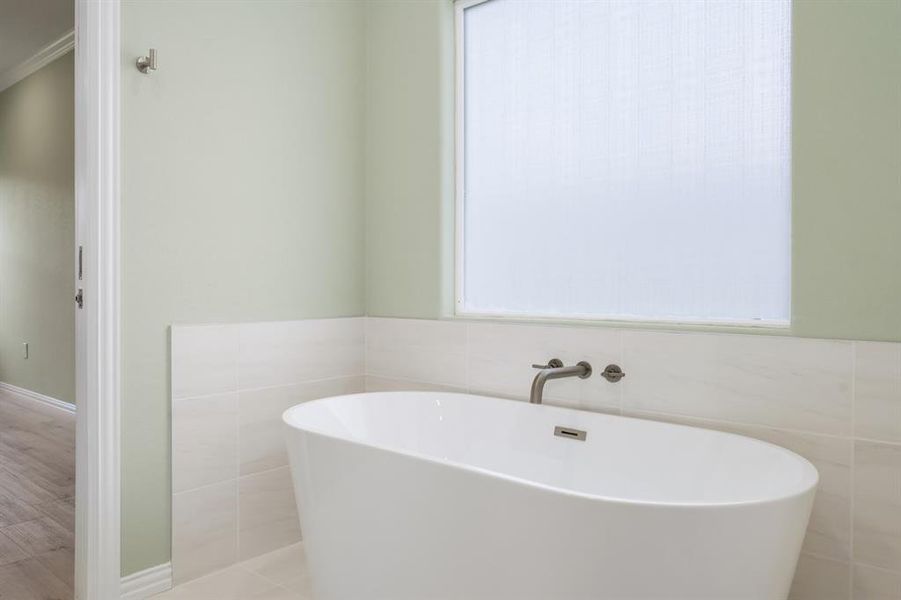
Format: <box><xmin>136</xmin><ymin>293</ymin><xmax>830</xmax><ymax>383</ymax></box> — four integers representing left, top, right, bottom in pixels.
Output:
<box><xmin>529</xmin><ymin>358</ymin><xmax>592</xmax><ymax>404</ymax></box>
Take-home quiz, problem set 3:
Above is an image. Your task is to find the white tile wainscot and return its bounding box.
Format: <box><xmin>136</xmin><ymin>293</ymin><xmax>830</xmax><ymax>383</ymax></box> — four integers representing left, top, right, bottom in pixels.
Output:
<box><xmin>364</xmin><ymin>317</ymin><xmax>901</xmax><ymax>600</ymax></box>
<box><xmin>170</xmin><ymin>319</ymin><xmax>365</xmax><ymax>585</ymax></box>
<box><xmin>169</xmin><ymin>317</ymin><xmax>901</xmax><ymax>598</ymax></box>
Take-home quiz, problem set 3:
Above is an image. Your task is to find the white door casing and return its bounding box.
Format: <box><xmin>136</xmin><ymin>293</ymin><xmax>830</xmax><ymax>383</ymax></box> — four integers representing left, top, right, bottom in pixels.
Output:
<box><xmin>74</xmin><ymin>0</ymin><xmax>122</xmax><ymax>598</ymax></box>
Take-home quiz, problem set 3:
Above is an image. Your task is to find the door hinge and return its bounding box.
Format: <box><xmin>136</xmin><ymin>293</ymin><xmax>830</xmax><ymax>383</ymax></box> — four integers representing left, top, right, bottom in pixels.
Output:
<box><xmin>75</xmin><ymin>289</ymin><xmax>83</xmax><ymax>309</ymax></box>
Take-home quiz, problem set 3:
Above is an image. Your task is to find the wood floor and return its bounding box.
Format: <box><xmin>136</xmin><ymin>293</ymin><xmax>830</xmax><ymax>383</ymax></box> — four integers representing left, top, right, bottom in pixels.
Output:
<box><xmin>0</xmin><ymin>388</ymin><xmax>75</xmax><ymax>600</ymax></box>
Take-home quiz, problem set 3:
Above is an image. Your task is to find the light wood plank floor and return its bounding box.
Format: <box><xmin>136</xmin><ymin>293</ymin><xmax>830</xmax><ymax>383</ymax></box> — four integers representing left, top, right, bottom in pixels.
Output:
<box><xmin>0</xmin><ymin>388</ymin><xmax>75</xmax><ymax>600</ymax></box>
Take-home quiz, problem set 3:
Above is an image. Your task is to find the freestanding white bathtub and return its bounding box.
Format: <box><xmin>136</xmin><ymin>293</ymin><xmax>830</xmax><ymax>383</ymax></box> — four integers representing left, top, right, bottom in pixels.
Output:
<box><xmin>283</xmin><ymin>392</ymin><xmax>817</xmax><ymax>600</ymax></box>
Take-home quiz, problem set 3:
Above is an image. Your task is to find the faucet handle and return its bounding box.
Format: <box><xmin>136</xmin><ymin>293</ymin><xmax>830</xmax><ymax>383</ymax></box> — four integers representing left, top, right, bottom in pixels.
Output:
<box><xmin>532</xmin><ymin>358</ymin><xmax>564</xmax><ymax>369</ymax></box>
<box><xmin>601</xmin><ymin>364</ymin><xmax>626</xmax><ymax>383</ymax></box>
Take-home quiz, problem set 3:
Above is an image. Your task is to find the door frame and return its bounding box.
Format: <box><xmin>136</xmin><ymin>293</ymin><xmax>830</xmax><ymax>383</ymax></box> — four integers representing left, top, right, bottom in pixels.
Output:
<box><xmin>74</xmin><ymin>0</ymin><xmax>122</xmax><ymax>598</ymax></box>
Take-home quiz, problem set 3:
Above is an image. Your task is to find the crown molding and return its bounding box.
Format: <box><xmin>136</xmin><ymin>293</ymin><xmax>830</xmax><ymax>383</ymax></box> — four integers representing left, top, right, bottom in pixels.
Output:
<box><xmin>0</xmin><ymin>29</ymin><xmax>75</xmax><ymax>94</ymax></box>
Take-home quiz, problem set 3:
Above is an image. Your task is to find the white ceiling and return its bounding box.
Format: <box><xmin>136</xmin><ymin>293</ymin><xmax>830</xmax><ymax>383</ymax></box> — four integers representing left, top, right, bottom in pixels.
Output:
<box><xmin>0</xmin><ymin>0</ymin><xmax>73</xmax><ymax>78</ymax></box>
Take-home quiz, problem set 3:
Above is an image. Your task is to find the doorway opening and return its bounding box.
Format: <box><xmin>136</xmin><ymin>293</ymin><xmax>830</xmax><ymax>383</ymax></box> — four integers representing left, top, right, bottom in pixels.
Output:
<box><xmin>0</xmin><ymin>4</ymin><xmax>76</xmax><ymax>596</ymax></box>
<box><xmin>1</xmin><ymin>1</ymin><xmax>122</xmax><ymax>598</ymax></box>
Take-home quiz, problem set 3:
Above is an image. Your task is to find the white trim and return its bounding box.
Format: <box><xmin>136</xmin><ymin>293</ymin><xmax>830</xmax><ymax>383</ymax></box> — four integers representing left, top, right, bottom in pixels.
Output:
<box><xmin>453</xmin><ymin>0</ymin><xmax>468</xmax><ymax>316</ymax></box>
<box><xmin>0</xmin><ymin>382</ymin><xmax>76</xmax><ymax>414</ymax></box>
<box><xmin>454</xmin><ymin>0</ymin><xmax>492</xmax><ymax>10</ymax></box>
<box><xmin>0</xmin><ymin>30</ymin><xmax>75</xmax><ymax>93</ymax></box>
<box><xmin>120</xmin><ymin>563</ymin><xmax>173</xmax><ymax>600</ymax></box>
<box><xmin>453</xmin><ymin>0</ymin><xmax>492</xmax><ymax>316</ymax></box>
<box><xmin>454</xmin><ymin>309</ymin><xmax>791</xmax><ymax>330</ymax></box>
<box><xmin>75</xmin><ymin>1</ymin><xmax>122</xmax><ymax>599</ymax></box>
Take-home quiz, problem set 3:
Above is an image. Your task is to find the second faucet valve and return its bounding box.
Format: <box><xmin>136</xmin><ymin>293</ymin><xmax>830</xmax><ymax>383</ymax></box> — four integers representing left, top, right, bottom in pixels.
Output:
<box><xmin>600</xmin><ymin>364</ymin><xmax>626</xmax><ymax>383</ymax></box>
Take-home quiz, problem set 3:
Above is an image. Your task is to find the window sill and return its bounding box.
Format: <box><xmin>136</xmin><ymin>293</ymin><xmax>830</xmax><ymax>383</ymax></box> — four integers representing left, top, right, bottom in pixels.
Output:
<box><xmin>450</xmin><ymin>309</ymin><xmax>792</xmax><ymax>336</ymax></box>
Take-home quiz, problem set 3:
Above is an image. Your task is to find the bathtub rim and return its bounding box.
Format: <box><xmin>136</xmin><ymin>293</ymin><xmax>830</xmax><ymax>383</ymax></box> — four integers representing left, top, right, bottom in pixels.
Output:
<box><xmin>283</xmin><ymin>391</ymin><xmax>819</xmax><ymax>510</ymax></box>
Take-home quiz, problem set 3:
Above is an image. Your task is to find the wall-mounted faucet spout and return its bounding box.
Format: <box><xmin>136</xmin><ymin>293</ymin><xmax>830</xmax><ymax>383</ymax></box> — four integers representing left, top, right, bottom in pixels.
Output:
<box><xmin>529</xmin><ymin>358</ymin><xmax>592</xmax><ymax>404</ymax></box>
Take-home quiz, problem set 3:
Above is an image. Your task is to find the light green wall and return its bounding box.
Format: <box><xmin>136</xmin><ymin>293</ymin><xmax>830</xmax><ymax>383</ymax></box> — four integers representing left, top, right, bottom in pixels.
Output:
<box><xmin>364</xmin><ymin>0</ymin><xmax>455</xmax><ymax>318</ymax></box>
<box><xmin>792</xmin><ymin>0</ymin><xmax>901</xmax><ymax>341</ymax></box>
<box><xmin>364</xmin><ymin>0</ymin><xmax>901</xmax><ymax>343</ymax></box>
<box><xmin>0</xmin><ymin>52</ymin><xmax>75</xmax><ymax>404</ymax></box>
<box><xmin>121</xmin><ymin>0</ymin><xmax>364</xmax><ymax>575</ymax></box>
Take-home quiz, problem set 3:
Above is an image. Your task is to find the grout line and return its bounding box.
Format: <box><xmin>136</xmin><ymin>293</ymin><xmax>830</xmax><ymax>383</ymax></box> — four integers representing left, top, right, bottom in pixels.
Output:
<box><xmin>172</xmin><ymin>476</ymin><xmax>238</xmax><ymax>497</ymax></box>
<box><xmin>234</xmin><ymin>322</ymin><xmax>244</xmax><ymax>566</ymax></box>
<box><xmin>168</xmin><ymin>561</ymin><xmax>245</xmax><ymax>594</ymax></box>
<box><xmin>849</xmin><ymin>341</ymin><xmax>857</xmax><ymax>600</ymax></box>
<box><xmin>464</xmin><ymin>320</ymin><xmax>471</xmax><ymax>394</ymax></box>
<box><xmin>800</xmin><ymin>550</ymin><xmax>850</xmax><ymax>563</ymax></box>
<box><xmin>237</xmin><ymin>561</ymin><xmax>294</xmax><ymax>592</ymax></box>
<box><xmin>363</xmin><ymin>317</ymin><xmax>369</xmax><ymax>380</ymax></box>
<box><xmin>238</xmin><ymin>373</ymin><xmax>365</xmax><ymax>394</ymax></box>
<box><xmin>622</xmin><ymin>408</ymin><xmax>857</xmax><ymax>443</ymax></box>
<box><xmin>618</xmin><ymin>329</ymin><xmax>625</xmax><ymax>416</ymax></box>
<box><xmin>797</xmin><ymin>548</ymin><xmax>855</xmax><ymax>596</ymax></box>
<box><xmin>235</xmin><ymin>375</ymin><xmax>241</xmax><ymax>564</ymax></box>
<box><xmin>233</xmin><ymin>481</ymin><xmax>241</xmax><ymax>574</ymax></box>
<box><xmin>366</xmin><ymin>371</ymin><xmax>467</xmax><ymax>391</ymax></box>
<box><xmin>235</xmin><ymin>324</ymin><xmax>243</xmax><ymax>393</ymax></box>
<box><xmin>174</xmin><ymin>373</ymin><xmax>365</xmax><ymax>404</ymax></box>
<box><xmin>172</xmin><ymin>389</ymin><xmax>239</xmax><ymax>403</ymax></box>
<box><xmin>851</xmin><ymin>561</ymin><xmax>901</xmax><ymax>577</ymax></box>
<box><xmin>238</xmin><ymin>464</ymin><xmax>291</xmax><ymax>481</ymax></box>
<box><xmin>852</xmin><ymin>435</ymin><xmax>901</xmax><ymax>447</ymax></box>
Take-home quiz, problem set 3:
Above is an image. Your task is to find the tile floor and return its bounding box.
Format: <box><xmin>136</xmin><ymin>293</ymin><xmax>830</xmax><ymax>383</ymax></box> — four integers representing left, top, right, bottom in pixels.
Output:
<box><xmin>0</xmin><ymin>388</ymin><xmax>76</xmax><ymax>599</ymax></box>
<box><xmin>153</xmin><ymin>542</ymin><xmax>312</xmax><ymax>599</ymax></box>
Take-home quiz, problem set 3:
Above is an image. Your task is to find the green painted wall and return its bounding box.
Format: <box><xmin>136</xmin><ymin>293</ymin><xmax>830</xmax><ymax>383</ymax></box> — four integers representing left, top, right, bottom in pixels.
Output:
<box><xmin>364</xmin><ymin>0</ymin><xmax>901</xmax><ymax>343</ymax></box>
<box><xmin>364</xmin><ymin>0</ymin><xmax>455</xmax><ymax>318</ymax></box>
<box><xmin>792</xmin><ymin>0</ymin><xmax>901</xmax><ymax>341</ymax></box>
<box><xmin>0</xmin><ymin>52</ymin><xmax>75</xmax><ymax>404</ymax></box>
<box><xmin>121</xmin><ymin>0</ymin><xmax>364</xmax><ymax>575</ymax></box>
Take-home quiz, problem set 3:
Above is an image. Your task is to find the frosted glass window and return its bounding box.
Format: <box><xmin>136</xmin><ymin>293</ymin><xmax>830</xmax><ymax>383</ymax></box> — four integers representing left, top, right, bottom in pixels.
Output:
<box><xmin>458</xmin><ymin>0</ymin><xmax>791</xmax><ymax>325</ymax></box>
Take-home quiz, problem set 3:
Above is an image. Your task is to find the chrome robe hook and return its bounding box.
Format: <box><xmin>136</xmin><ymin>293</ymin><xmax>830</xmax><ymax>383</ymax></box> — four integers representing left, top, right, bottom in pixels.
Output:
<box><xmin>136</xmin><ymin>48</ymin><xmax>158</xmax><ymax>74</ymax></box>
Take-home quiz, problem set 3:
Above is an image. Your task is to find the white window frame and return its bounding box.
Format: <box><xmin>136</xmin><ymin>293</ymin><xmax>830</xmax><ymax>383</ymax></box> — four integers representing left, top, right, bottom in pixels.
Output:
<box><xmin>453</xmin><ymin>0</ymin><xmax>489</xmax><ymax>321</ymax></box>
<box><xmin>452</xmin><ymin>0</ymin><xmax>791</xmax><ymax>328</ymax></box>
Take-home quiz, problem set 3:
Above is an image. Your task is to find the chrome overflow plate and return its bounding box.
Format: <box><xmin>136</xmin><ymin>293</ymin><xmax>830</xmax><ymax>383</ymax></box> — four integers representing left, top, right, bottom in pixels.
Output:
<box><xmin>601</xmin><ymin>364</ymin><xmax>625</xmax><ymax>383</ymax></box>
<box><xmin>554</xmin><ymin>426</ymin><xmax>587</xmax><ymax>441</ymax></box>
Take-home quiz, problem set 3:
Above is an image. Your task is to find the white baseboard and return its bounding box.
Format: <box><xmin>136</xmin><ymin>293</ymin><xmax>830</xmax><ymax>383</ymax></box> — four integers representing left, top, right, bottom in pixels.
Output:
<box><xmin>0</xmin><ymin>382</ymin><xmax>75</xmax><ymax>414</ymax></box>
<box><xmin>120</xmin><ymin>562</ymin><xmax>173</xmax><ymax>599</ymax></box>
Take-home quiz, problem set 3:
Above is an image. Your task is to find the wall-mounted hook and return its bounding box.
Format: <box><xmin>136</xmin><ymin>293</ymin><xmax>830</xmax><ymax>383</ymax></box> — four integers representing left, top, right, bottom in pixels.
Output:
<box><xmin>136</xmin><ymin>48</ymin><xmax>158</xmax><ymax>74</ymax></box>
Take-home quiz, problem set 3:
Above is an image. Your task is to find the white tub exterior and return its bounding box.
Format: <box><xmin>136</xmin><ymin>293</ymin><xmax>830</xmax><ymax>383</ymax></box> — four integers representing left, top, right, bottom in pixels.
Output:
<box><xmin>284</xmin><ymin>392</ymin><xmax>818</xmax><ymax>600</ymax></box>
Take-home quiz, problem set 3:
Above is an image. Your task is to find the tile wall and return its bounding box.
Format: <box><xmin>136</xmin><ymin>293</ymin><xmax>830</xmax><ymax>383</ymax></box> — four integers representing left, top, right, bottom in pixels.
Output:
<box><xmin>170</xmin><ymin>318</ymin><xmax>364</xmax><ymax>584</ymax></box>
<box><xmin>171</xmin><ymin>316</ymin><xmax>901</xmax><ymax>598</ymax></box>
